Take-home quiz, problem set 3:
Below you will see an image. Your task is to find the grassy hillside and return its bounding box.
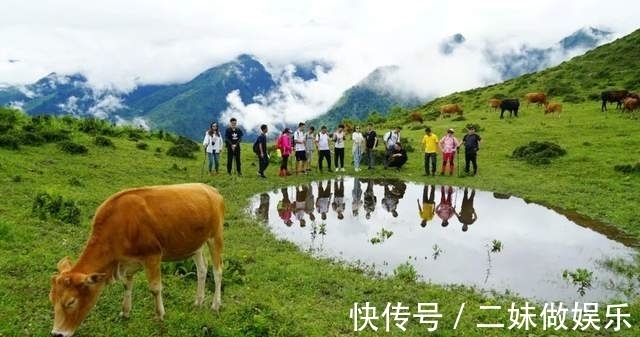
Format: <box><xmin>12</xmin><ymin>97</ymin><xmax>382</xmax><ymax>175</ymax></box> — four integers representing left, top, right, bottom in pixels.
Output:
<box><xmin>1</xmin><ymin>29</ymin><xmax>640</xmax><ymax>337</ymax></box>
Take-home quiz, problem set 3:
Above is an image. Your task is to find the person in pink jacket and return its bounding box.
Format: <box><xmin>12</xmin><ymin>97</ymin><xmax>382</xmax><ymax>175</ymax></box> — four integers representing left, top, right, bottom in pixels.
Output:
<box><xmin>276</xmin><ymin>128</ymin><xmax>293</xmax><ymax>177</ymax></box>
<box><xmin>438</xmin><ymin>128</ymin><xmax>461</xmax><ymax>176</ymax></box>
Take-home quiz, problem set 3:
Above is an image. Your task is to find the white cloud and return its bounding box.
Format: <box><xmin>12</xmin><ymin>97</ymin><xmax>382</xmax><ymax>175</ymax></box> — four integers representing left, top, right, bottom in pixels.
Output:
<box><xmin>1</xmin><ymin>0</ymin><xmax>638</xmax><ymax>125</ymax></box>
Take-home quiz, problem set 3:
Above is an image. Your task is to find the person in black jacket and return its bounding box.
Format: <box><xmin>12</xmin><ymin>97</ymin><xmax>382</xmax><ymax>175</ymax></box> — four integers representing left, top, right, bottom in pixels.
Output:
<box><xmin>386</xmin><ymin>142</ymin><xmax>408</xmax><ymax>170</ymax></box>
<box><xmin>224</xmin><ymin>117</ymin><xmax>244</xmax><ymax>175</ymax></box>
<box><xmin>462</xmin><ymin>126</ymin><xmax>482</xmax><ymax>176</ymax></box>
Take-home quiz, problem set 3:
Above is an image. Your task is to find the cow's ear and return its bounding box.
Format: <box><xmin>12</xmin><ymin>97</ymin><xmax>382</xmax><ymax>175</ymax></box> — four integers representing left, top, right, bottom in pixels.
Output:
<box><xmin>57</xmin><ymin>257</ymin><xmax>73</xmax><ymax>272</ymax></box>
<box><xmin>84</xmin><ymin>273</ymin><xmax>107</xmax><ymax>286</ymax></box>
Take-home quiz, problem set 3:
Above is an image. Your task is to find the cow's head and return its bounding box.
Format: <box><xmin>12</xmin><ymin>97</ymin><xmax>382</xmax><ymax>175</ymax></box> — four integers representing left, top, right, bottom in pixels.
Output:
<box><xmin>50</xmin><ymin>257</ymin><xmax>106</xmax><ymax>337</ymax></box>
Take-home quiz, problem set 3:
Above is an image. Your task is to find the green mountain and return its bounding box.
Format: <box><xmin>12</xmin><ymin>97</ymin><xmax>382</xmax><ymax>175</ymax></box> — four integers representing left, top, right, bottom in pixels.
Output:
<box><xmin>404</xmin><ymin>28</ymin><xmax>640</xmax><ymax>117</ymax></box>
<box><xmin>309</xmin><ymin>65</ymin><xmax>422</xmax><ymax>128</ymax></box>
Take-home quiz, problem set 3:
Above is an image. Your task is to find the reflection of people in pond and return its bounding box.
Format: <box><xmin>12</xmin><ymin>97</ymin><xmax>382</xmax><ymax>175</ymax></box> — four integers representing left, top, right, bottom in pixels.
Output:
<box><xmin>363</xmin><ymin>179</ymin><xmax>377</xmax><ymax>219</ymax></box>
<box><xmin>304</xmin><ymin>183</ymin><xmax>316</xmax><ymax>223</ymax></box>
<box><xmin>382</xmin><ymin>181</ymin><xmax>407</xmax><ymax>217</ymax></box>
<box><xmin>255</xmin><ymin>193</ymin><xmax>270</xmax><ymax>223</ymax></box>
<box><xmin>418</xmin><ymin>185</ymin><xmax>436</xmax><ymax>227</ymax></box>
<box><xmin>277</xmin><ymin>187</ymin><xmax>293</xmax><ymax>226</ymax></box>
<box><xmin>352</xmin><ymin>178</ymin><xmax>363</xmax><ymax>217</ymax></box>
<box><xmin>331</xmin><ymin>178</ymin><xmax>345</xmax><ymax>219</ymax></box>
<box><xmin>295</xmin><ymin>185</ymin><xmax>308</xmax><ymax>227</ymax></box>
<box><xmin>436</xmin><ymin>185</ymin><xmax>455</xmax><ymax>227</ymax></box>
<box><xmin>316</xmin><ymin>180</ymin><xmax>332</xmax><ymax>220</ymax></box>
<box><xmin>455</xmin><ymin>188</ymin><xmax>477</xmax><ymax>232</ymax></box>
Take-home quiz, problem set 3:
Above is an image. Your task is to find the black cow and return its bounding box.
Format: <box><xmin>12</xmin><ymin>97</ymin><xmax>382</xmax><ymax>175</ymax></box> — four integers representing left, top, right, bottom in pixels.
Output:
<box><xmin>601</xmin><ymin>90</ymin><xmax>629</xmax><ymax>112</ymax></box>
<box><xmin>499</xmin><ymin>99</ymin><xmax>520</xmax><ymax>119</ymax></box>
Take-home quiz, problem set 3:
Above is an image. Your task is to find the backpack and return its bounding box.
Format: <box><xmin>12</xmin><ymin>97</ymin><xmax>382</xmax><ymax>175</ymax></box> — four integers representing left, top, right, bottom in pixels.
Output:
<box><xmin>253</xmin><ymin>138</ymin><xmax>260</xmax><ymax>154</ymax></box>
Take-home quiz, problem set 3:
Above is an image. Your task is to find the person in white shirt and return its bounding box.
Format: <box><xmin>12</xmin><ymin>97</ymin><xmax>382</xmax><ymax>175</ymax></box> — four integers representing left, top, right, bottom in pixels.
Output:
<box><xmin>293</xmin><ymin>122</ymin><xmax>307</xmax><ymax>175</ymax></box>
<box><xmin>202</xmin><ymin>122</ymin><xmax>223</xmax><ymax>175</ymax></box>
<box><xmin>351</xmin><ymin>126</ymin><xmax>365</xmax><ymax>171</ymax></box>
<box><xmin>383</xmin><ymin>126</ymin><xmax>400</xmax><ymax>167</ymax></box>
<box><xmin>315</xmin><ymin>125</ymin><xmax>332</xmax><ymax>172</ymax></box>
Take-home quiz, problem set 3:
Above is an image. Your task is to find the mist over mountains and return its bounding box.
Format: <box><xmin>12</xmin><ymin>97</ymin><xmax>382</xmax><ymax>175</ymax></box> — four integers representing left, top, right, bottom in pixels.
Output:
<box><xmin>0</xmin><ymin>27</ymin><xmax>614</xmax><ymax>139</ymax></box>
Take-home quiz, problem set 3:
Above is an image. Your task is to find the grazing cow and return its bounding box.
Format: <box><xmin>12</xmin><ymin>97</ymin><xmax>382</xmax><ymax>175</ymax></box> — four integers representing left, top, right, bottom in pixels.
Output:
<box><xmin>499</xmin><ymin>99</ymin><xmax>520</xmax><ymax>119</ymax></box>
<box><xmin>601</xmin><ymin>90</ymin><xmax>629</xmax><ymax>111</ymax></box>
<box><xmin>488</xmin><ymin>99</ymin><xmax>501</xmax><ymax>112</ymax></box>
<box><xmin>623</xmin><ymin>97</ymin><xmax>638</xmax><ymax>112</ymax></box>
<box><xmin>440</xmin><ymin>103</ymin><xmax>463</xmax><ymax>116</ymax></box>
<box><xmin>524</xmin><ymin>92</ymin><xmax>547</xmax><ymax>107</ymax></box>
<box><xmin>544</xmin><ymin>102</ymin><xmax>563</xmax><ymax>116</ymax></box>
<box><xmin>50</xmin><ymin>183</ymin><xmax>225</xmax><ymax>337</ymax></box>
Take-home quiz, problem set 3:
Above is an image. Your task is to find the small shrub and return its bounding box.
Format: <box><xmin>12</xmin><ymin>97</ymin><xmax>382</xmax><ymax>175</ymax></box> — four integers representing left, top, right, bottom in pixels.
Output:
<box><xmin>94</xmin><ymin>135</ymin><xmax>115</xmax><ymax>147</ymax></box>
<box><xmin>393</xmin><ymin>261</ymin><xmax>418</xmax><ymax>283</ymax></box>
<box><xmin>172</xmin><ymin>136</ymin><xmax>199</xmax><ymax>152</ymax></box>
<box><xmin>12</xmin><ymin>175</ymin><xmax>22</xmax><ymax>182</ymax></box>
<box><xmin>136</xmin><ymin>142</ymin><xmax>149</xmax><ymax>150</ymax></box>
<box><xmin>167</xmin><ymin>145</ymin><xmax>196</xmax><ymax>159</ymax></box>
<box><xmin>19</xmin><ymin>132</ymin><xmax>46</xmax><ymax>146</ymax></box>
<box><xmin>68</xmin><ymin>177</ymin><xmax>84</xmax><ymax>187</ymax></box>
<box><xmin>155</xmin><ymin>147</ymin><xmax>163</xmax><ymax>153</ymax></box>
<box><xmin>563</xmin><ymin>94</ymin><xmax>584</xmax><ymax>103</ymax></box>
<box><xmin>512</xmin><ymin>141</ymin><xmax>566</xmax><ymax>165</ymax></box>
<box><xmin>58</xmin><ymin>141</ymin><xmax>88</xmax><ymax>155</ymax></box>
<box><xmin>0</xmin><ymin>134</ymin><xmax>20</xmax><ymax>150</ymax></box>
<box><xmin>32</xmin><ymin>192</ymin><xmax>82</xmax><ymax>225</ymax></box>
<box><xmin>613</xmin><ymin>163</ymin><xmax>640</xmax><ymax>174</ymax></box>
<box><xmin>78</xmin><ymin>117</ymin><xmax>107</xmax><ymax>134</ymax></box>
<box><xmin>451</xmin><ymin>116</ymin><xmax>466</xmax><ymax>122</ymax></box>
<box><xmin>127</xmin><ymin>129</ymin><xmax>145</xmax><ymax>141</ymax></box>
<box><xmin>39</xmin><ymin>129</ymin><xmax>71</xmax><ymax>143</ymax></box>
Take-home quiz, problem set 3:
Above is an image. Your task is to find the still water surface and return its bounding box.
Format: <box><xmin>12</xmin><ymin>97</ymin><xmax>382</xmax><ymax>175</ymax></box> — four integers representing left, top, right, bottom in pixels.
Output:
<box><xmin>248</xmin><ymin>177</ymin><xmax>638</xmax><ymax>304</ymax></box>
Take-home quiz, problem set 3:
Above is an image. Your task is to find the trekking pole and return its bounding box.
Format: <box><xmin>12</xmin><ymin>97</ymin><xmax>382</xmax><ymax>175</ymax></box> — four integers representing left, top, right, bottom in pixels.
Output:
<box><xmin>200</xmin><ymin>148</ymin><xmax>207</xmax><ymax>180</ymax></box>
<box><xmin>456</xmin><ymin>147</ymin><xmax>461</xmax><ymax>177</ymax></box>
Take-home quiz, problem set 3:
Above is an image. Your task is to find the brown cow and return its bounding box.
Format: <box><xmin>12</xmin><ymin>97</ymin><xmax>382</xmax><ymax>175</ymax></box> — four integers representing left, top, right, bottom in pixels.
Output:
<box><xmin>488</xmin><ymin>99</ymin><xmax>501</xmax><ymax>111</ymax></box>
<box><xmin>50</xmin><ymin>183</ymin><xmax>225</xmax><ymax>337</ymax></box>
<box><xmin>524</xmin><ymin>92</ymin><xmax>547</xmax><ymax>107</ymax></box>
<box><xmin>623</xmin><ymin>97</ymin><xmax>638</xmax><ymax>112</ymax></box>
<box><xmin>544</xmin><ymin>102</ymin><xmax>563</xmax><ymax>116</ymax></box>
<box><xmin>440</xmin><ymin>103</ymin><xmax>463</xmax><ymax>116</ymax></box>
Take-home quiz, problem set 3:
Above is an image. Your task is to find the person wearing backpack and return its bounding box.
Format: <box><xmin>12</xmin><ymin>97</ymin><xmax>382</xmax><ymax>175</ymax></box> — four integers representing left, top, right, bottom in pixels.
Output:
<box><xmin>383</xmin><ymin>126</ymin><xmax>400</xmax><ymax>168</ymax></box>
<box><xmin>275</xmin><ymin>128</ymin><xmax>293</xmax><ymax>177</ymax></box>
<box><xmin>255</xmin><ymin>124</ymin><xmax>269</xmax><ymax>178</ymax></box>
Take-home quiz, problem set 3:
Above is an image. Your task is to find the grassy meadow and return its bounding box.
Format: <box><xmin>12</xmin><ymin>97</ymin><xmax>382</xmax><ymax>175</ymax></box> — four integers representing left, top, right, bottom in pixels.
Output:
<box><xmin>2</xmin><ymin>30</ymin><xmax>640</xmax><ymax>337</ymax></box>
<box><xmin>1</xmin><ymin>99</ymin><xmax>639</xmax><ymax>337</ymax></box>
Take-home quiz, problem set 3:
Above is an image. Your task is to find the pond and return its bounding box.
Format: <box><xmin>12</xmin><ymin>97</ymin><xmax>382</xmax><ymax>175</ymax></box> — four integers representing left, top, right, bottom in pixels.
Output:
<box><xmin>248</xmin><ymin>177</ymin><xmax>639</xmax><ymax>304</ymax></box>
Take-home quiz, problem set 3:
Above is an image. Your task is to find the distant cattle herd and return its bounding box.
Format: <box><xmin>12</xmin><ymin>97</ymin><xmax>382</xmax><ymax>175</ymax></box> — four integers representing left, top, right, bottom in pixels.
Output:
<box><xmin>438</xmin><ymin>89</ymin><xmax>638</xmax><ymax>120</ymax></box>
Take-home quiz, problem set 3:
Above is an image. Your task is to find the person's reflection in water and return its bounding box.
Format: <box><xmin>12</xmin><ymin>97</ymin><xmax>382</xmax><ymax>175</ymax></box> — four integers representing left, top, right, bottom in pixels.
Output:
<box><xmin>352</xmin><ymin>178</ymin><xmax>363</xmax><ymax>217</ymax></box>
<box><xmin>418</xmin><ymin>185</ymin><xmax>436</xmax><ymax>227</ymax></box>
<box><xmin>332</xmin><ymin>178</ymin><xmax>345</xmax><ymax>220</ymax></box>
<box><xmin>436</xmin><ymin>185</ymin><xmax>455</xmax><ymax>227</ymax></box>
<box><xmin>294</xmin><ymin>185</ymin><xmax>308</xmax><ymax>227</ymax></box>
<box><xmin>277</xmin><ymin>187</ymin><xmax>293</xmax><ymax>226</ymax></box>
<box><xmin>256</xmin><ymin>193</ymin><xmax>270</xmax><ymax>223</ymax></box>
<box><xmin>382</xmin><ymin>180</ymin><xmax>407</xmax><ymax>217</ymax></box>
<box><xmin>316</xmin><ymin>180</ymin><xmax>332</xmax><ymax>220</ymax></box>
<box><xmin>363</xmin><ymin>179</ymin><xmax>377</xmax><ymax>219</ymax></box>
<box><xmin>455</xmin><ymin>187</ymin><xmax>477</xmax><ymax>232</ymax></box>
<box><xmin>304</xmin><ymin>183</ymin><xmax>316</xmax><ymax>224</ymax></box>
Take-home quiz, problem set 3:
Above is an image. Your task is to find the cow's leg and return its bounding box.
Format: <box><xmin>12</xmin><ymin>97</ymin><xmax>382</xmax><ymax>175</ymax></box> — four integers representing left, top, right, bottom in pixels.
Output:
<box><xmin>142</xmin><ymin>256</ymin><xmax>165</xmax><ymax>320</ymax></box>
<box><xmin>206</xmin><ymin>235</ymin><xmax>223</xmax><ymax>312</ymax></box>
<box><xmin>192</xmin><ymin>247</ymin><xmax>207</xmax><ymax>306</ymax></box>
<box><xmin>120</xmin><ymin>271</ymin><xmax>135</xmax><ymax>318</ymax></box>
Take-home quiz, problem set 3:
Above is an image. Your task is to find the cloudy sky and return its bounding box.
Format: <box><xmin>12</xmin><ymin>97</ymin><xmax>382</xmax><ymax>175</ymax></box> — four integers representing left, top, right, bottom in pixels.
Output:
<box><xmin>1</xmin><ymin>0</ymin><xmax>639</xmax><ymax>125</ymax></box>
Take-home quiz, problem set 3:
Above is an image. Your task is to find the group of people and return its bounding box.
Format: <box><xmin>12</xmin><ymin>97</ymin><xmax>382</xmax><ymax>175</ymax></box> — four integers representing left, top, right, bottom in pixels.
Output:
<box><xmin>203</xmin><ymin>117</ymin><xmax>481</xmax><ymax>178</ymax></box>
<box><xmin>420</xmin><ymin>126</ymin><xmax>482</xmax><ymax>177</ymax></box>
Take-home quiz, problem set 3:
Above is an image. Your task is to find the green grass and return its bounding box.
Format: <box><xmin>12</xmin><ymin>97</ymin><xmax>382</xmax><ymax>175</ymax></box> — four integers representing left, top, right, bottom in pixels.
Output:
<box><xmin>1</xmin><ymin>103</ymin><xmax>639</xmax><ymax>336</ymax></box>
<box><xmin>2</xmin><ymin>29</ymin><xmax>640</xmax><ymax>337</ymax></box>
